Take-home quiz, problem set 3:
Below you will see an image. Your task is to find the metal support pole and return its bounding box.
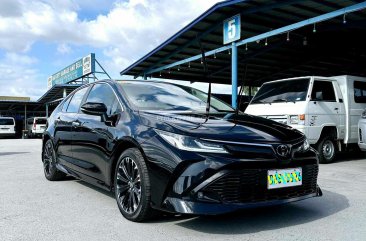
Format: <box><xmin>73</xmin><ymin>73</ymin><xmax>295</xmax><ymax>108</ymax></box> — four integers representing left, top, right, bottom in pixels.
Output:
<box><xmin>231</xmin><ymin>42</ymin><xmax>238</xmax><ymax>108</ymax></box>
<box><xmin>46</xmin><ymin>104</ymin><xmax>49</xmax><ymax>118</ymax></box>
<box><xmin>24</xmin><ymin>105</ymin><xmax>27</xmax><ymax>130</ymax></box>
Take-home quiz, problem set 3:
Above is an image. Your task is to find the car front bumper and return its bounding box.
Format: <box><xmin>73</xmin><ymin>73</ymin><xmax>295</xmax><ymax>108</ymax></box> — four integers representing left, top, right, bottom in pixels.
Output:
<box><xmin>159</xmin><ymin>160</ymin><xmax>321</xmax><ymax>214</ymax></box>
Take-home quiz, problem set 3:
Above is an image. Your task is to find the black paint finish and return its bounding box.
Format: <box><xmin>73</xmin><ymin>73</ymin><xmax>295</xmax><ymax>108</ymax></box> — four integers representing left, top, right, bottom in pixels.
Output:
<box><xmin>43</xmin><ymin>80</ymin><xmax>321</xmax><ymax>215</ymax></box>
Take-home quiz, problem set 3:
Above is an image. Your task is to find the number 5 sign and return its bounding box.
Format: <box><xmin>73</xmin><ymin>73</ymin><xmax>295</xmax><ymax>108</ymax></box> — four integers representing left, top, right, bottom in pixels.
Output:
<box><xmin>223</xmin><ymin>14</ymin><xmax>241</xmax><ymax>45</ymax></box>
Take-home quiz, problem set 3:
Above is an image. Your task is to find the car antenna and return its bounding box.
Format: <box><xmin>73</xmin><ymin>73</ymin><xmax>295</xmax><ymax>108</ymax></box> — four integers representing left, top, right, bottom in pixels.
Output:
<box><xmin>191</xmin><ymin>40</ymin><xmax>211</xmax><ymax>130</ymax></box>
<box><xmin>198</xmin><ymin>40</ymin><xmax>211</xmax><ymax>119</ymax></box>
<box><xmin>236</xmin><ymin>64</ymin><xmax>248</xmax><ymax>115</ymax></box>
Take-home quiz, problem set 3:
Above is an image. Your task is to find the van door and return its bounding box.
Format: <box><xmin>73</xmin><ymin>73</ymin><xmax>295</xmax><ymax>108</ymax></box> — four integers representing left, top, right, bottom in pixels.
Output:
<box><xmin>307</xmin><ymin>80</ymin><xmax>341</xmax><ymax>142</ymax></box>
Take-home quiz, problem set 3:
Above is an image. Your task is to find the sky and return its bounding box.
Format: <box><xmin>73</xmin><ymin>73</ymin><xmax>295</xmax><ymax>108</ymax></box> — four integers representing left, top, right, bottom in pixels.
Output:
<box><xmin>0</xmin><ymin>0</ymin><xmax>234</xmax><ymax>101</ymax></box>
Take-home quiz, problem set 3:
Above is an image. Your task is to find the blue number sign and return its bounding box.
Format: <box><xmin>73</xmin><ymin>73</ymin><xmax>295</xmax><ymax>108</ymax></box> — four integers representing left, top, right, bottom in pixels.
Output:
<box><xmin>223</xmin><ymin>14</ymin><xmax>241</xmax><ymax>45</ymax></box>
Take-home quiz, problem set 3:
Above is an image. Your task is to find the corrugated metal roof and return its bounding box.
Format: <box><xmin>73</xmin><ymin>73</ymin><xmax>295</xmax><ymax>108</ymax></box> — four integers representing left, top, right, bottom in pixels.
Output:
<box><xmin>120</xmin><ymin>0</ymin><xmax>366</xmax><ymax>86</ymax></box>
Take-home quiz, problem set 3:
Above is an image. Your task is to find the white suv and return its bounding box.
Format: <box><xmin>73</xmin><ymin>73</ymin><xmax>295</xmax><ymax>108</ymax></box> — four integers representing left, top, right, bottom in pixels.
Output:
<box><xmin>27</xmin><ymin>117</ymin><xmax>47</xmax><ymax>138</ymax></box>
<box><xmin>0</xmin><ymin>117</ymin><xmax>16</xmax><ymax>138</ymax></box>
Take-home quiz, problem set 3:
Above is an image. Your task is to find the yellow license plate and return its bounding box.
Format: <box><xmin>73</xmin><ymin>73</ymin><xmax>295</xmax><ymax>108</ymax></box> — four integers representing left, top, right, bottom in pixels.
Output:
<box><xmin>267</xmin><ymin>168</ymin><xmax>302</xmax><ymax>189</ymax></box>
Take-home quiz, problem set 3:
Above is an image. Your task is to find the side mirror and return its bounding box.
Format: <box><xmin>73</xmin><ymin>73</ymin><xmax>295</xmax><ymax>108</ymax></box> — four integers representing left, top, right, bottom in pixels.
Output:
<box><xmin>81</xmin><ymin>102</ymin><xmax>107</xmax><ymax>117</ymax></box>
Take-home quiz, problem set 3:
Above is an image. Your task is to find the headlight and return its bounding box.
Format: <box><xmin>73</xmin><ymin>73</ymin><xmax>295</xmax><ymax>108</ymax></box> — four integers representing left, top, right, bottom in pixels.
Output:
<box><xmin>289</xmin><ymin>114</ymin><xmax>305</xmax><ymax>125</ymax></box>
<box><xmin>155</xmin><ymin>130</ymin><xmax>227</xmax><ymax>153</ymax></box>
<box><xmin>362</xmin><ymin>110</ymin><xmax>366</xmax><ymax>119</ymax></box>
<box><xmin>297</xmin><ymin>138</ymin><xmax>310</xmax><ymax>152</ymax></box>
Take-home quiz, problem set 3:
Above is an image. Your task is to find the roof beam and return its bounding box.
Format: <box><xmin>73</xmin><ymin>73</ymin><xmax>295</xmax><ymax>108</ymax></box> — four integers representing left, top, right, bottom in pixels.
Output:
<box><xmin>122</xmin><ymin>0</ymin><xmax>307</xmax><ymax>77</ymax></box>
<box><xmin>143</xmin><ymin>1</ymin><xmax>366</xmax><ymax>77</ymax></box>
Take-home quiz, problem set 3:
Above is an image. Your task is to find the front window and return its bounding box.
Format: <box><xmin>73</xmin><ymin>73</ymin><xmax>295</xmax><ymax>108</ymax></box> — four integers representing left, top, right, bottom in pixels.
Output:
<box><xmin>251</xmin><ymin>78</ymin><xmax>310</xmax><ymax>104</ymax></box>
<box><xmin>119</xmin><ymin>82</ymin><xmax>234</xmax><ymax>112</ymax></box>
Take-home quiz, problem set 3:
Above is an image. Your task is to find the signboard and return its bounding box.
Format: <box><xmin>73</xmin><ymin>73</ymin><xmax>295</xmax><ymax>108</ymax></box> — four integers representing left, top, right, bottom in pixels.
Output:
<box><xmin>47</xmin><ymin>53</ymin><xmax>95</xmax><ymax>88</ymax></box>
<box><xmin>223</xmin><ymin>14</ymin><xmax>241</xmax><ymax>45</ymax></box>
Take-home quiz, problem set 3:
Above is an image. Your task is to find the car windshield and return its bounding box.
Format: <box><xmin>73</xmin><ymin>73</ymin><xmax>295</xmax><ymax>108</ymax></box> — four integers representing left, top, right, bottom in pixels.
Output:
<box><xmin>251</xmin><ymin>78</ymin><xmax>310</xmax><ymax>104</ymax></box>
<box><xmin>35</xmin><ymin>118</ymin><xmax>47</xmax><ymax>124</ymax></box>
<box><xmin>119</xmin><ymin>82</ymin><xmax>234</xmax><ymax>112</ymax></box>
<box><xmin>0</xmin><ymin>118</ymin><xmax>14</xmax><ymax>125</ymax></box>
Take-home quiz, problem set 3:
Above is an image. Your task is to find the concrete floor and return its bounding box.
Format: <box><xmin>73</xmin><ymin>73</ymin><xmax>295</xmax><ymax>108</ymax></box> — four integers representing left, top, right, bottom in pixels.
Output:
<box><xmin>0</xmin><ymin>139</ymin><xmax>365</xmax><ymax>241</ymax></box>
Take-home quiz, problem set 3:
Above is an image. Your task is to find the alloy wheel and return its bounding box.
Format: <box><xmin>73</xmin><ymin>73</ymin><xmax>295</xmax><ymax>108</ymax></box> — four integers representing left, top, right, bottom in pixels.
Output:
<box><xmin>116</xmin><ymin>157</ymin><xmax>141</xmax><ymax>214</ymax></box>
<box><xmin>43</xmin><ymin>141</ymin><xmax>55</xmax><ymax>176</ymax></box>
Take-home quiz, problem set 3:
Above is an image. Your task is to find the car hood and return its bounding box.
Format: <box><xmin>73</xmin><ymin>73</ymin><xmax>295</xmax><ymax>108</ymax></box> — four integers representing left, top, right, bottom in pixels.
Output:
<box><xmin>138</xmin><ymin>111</ymin><xmax>304</xmax><ymax>144</ymax></box>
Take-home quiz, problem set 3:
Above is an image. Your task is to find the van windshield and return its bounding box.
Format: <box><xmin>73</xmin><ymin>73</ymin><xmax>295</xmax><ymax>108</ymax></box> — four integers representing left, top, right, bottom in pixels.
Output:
<box><xmin>251</xmin><ymin>78</ymin><xmax>310</xmax><ymax>104</ymax></box>
<box><xmin>0</xmin><ymin>118</ymin><xmax>14</xmax><ymax>125</ymax></box>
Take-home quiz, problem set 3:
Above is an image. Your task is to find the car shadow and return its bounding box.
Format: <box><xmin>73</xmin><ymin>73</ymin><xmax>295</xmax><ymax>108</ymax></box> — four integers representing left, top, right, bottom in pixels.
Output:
<box><xmin>333</xmin><ymin>151</ymin><xmax>366</xmax><ymax>164</ymax></box>
<box><xmin>0</xmin><ymin>152</ymin><xmax>30</xmax><ymax>157</ymax></box>
<box><xmin>174</xmin><ymin>190</ymin><xmax>348</xmax><ymax>234</ymax></box>
<box><xmin>74</xmin><ymin>177</ymin><xmax>349</xmax><ymax>232</ymax></box>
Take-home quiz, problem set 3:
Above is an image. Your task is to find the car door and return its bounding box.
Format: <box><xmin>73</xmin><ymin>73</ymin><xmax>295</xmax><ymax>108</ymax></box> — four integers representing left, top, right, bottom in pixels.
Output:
<box><xmin>307</xmin><ymin>80</ymin><xmax>341</xmax><ymax>141</ymax></box>
<box><xmin>71</xmin><ymin>83</ymin><xmax>122</xmax><ymax>182</ymax></box>
<box><xmin>55</xmin><ymin>86</ymin><xmax>89</xmax><ymax>170</ymax></box>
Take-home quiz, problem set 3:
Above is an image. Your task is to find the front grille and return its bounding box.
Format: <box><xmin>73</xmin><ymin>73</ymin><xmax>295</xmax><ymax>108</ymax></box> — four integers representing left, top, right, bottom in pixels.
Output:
<box><xmin>200</xmin><ymin>164</ymin><xmax>318</xmax><ymax>203</ymax></box>
<box><xmin>261</xmin><ymin>115</ymin><xmax>288</xmax><ymax>125</ymax></box>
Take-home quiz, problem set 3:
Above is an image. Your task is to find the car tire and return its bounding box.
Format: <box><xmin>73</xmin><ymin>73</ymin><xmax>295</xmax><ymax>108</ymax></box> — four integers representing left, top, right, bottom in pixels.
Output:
<box><xmin>42</xmin><ymin>139</ymin><xmax>66</xmax><ymax>181</ymax></box>
<box><xmin>114</xmin><ymin>148</ymin><xmax>155</xmax><ymax>222</ymax></box>
<box><xmin>317</xmin><ymin>136</ymin><xmax>336</xmax><ymax>164</ymax></box>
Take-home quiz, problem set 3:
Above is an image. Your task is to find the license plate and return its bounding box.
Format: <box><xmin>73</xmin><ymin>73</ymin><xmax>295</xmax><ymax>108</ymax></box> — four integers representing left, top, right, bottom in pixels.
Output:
<box><xmin>267</xmin><ymin>168</ymin><xmax>302</xmax><ymax>189</ymax></box>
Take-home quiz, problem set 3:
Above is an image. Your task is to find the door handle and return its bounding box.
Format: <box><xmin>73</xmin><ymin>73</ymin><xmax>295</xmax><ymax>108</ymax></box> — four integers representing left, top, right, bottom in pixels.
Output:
<box><xmin>72</xmin><ymin>121</ymin><xmax>81</xmax><ymax>127</ymax></box>
<box><xmin>334</xmin><ymin>108</ymin><xmax>339</xmax><ymax>110</ymax></box>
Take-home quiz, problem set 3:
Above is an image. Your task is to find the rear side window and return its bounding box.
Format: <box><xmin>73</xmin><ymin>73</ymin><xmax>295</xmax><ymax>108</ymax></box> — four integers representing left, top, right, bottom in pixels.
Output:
<box><xmin>66</xmin><ymin>87</ymin><xmax>88</xmax><ymax>113</ymax></box>
<box><xmin>85</xmin><ymin>84</ymin><xmax>122</xmax><ymax>115</ymax></box>
<box><xmin>311</xmin><ymin>81</ymin><xmax>336</xmax><ymax>102</ymax></box>
<box><xmin>62</xmin><ymin>97</ymin><xmax>72</xmax><ymax>112</ymax></box>
<box><xmin>0</xmin><ymin>118</ymin><xmax>14</xmax><ymax>125</ymax></box>
<box><xmin>35</xmin><ymin>119</ymin><xmax>47</xmax><ymax>124</ymax></box>
<box><xmin>354</xmin><ymin>81</ymin><xmax>366</xmax><ymax>103</ymax></box>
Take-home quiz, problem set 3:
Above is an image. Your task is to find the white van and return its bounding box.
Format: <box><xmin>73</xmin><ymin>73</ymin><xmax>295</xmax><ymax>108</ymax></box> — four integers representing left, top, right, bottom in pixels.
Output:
<box><xmin>27</xmin><ymin>117</ymin><xmax>47</xmax><ymax>138</ymax></box>
<box><xmin>246</xmin><ymin>75</ymin><xmax>366</xmax><ymax>163</ymax></box>
<box><xmin>0</xmin><ymin>117</ymin><xmax>16</xmax><ymax>137</ymax></box>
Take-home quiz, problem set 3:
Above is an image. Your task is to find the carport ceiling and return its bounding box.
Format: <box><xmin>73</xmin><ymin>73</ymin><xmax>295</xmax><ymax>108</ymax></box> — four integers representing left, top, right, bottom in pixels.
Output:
<box><xmin>120</xmin><ymin>0</ymin><xmax>366</xmax><ymax>87</ymax></box>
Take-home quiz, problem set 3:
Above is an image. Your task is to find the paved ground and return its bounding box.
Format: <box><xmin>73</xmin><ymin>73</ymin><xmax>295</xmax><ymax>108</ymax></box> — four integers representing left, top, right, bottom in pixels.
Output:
<box><xmin>0</xmin><ymin>139</ymin><xmax>365</xmax><ymax>241</ymax></box>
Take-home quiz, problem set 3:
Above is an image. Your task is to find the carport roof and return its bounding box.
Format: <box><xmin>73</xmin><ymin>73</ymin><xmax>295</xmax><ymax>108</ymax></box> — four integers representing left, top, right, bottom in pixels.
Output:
<box><xmin>120</xmin><ymin>0</ymin><xmax>366</xmax><ymax>86</ymax></box>
<box><xmin>37</xmin><ymin>84</ymin><xmax>81</xmax><ymax>104</ymax></box>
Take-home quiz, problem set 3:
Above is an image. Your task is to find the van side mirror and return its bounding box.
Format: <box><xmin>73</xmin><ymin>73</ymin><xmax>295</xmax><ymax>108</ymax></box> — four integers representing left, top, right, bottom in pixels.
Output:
<box><xmin>81</xmin><ymin>102</ymin><xmax>107</xmax><ymax>117</ymax></box>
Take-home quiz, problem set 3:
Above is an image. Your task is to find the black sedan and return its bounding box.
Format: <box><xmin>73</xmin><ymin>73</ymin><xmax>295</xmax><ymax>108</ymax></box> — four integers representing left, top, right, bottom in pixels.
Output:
<box><xmin>42</xmin><ymin>80</ymin><xmax>322</xmax><ymax>222</ymax></box>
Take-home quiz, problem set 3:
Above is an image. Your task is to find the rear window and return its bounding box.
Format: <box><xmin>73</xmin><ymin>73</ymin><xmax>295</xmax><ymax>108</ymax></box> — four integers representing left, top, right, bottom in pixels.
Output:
<box><xmin>0</xmin><ymin>118</ymin><xmax>14</xmax><ymax>125</ymax></box>
<box><xmin>35</xmin><ymin>118</ymin><xmax>47</xmax><ymax>124</ymax></box>
<box><xmin>354</xmin><ymin>81</ymin><xmax>366</xmax><ymax>103</ymax></box>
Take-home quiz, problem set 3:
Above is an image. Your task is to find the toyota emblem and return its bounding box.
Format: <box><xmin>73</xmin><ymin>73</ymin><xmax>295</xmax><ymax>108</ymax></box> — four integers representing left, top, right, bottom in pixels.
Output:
<box><xmin>276</xmin><ymin>144</ymin><xmax>290</xmax><ymax>157</ymax></box>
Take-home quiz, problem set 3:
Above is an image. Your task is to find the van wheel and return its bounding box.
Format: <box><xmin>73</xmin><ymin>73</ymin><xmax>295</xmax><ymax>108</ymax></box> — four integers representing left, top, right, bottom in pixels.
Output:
<box><xmin>317</xmin><ymin>136</ymin><xmax>336</xmax><ymax>164</ymax></box>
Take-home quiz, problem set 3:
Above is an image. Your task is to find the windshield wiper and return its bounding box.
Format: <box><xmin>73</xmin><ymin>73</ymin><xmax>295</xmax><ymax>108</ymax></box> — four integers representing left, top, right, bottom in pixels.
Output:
<box><xmin>257</xmin><ymin>100</ymin><xmax>271</xmax><ymax>105</ymax></box>
<box><xmin>272</xmin><ymin>98</ymin><xmax>296</xmax><ymax>103</ymax></box>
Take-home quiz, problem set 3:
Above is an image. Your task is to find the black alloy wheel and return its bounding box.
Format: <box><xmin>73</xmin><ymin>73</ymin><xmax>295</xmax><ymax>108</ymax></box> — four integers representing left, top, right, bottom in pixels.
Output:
<box><xmin>42</xmin><ymin>139</ymin><xmax>66</xmax><ymax>181</ymax></box>
<box><xmin>114</xmin><ymin>148</ymin><xmax>155</xmax><ymax>222</ymax></box>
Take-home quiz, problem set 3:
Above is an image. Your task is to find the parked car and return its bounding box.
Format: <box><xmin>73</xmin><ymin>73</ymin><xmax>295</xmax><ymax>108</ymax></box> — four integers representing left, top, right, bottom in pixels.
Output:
<box><xmin>42</xmin><ymin>80</ymin><xmax>321</xmax><ymax>222</ymax></box>
<box><xmin>246</xmin><ymin>75</ymin><xmax>366</xmax><ymax>163</ymax></box>
<box><xmin>27</xmin><ymin>117</ymin><xmax>47</xmax><ymax>138</ymax></box>
<box><xmin>0</xmin><ymin>117</ymin><xmax>16</xmax><ymax>138</ymax></box>
<box><xmin>358</xmin><ymin>109</ymin><xmax>366</xmax><ymax>151</ymax></box>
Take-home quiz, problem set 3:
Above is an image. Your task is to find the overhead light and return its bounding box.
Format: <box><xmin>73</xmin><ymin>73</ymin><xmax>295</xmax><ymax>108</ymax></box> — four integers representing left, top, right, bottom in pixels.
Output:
<box><xmin>287</xmin><ymin>32</ymin><xmax>290</xmax><ymax>42</ymax></box>
<box><xmin>313</xmin><ymin>23</ymin><xmax>317</xmax><ymax>33</ymax></box>
<box><xmin>343</xmin><ymin>13</ymin><xmax>347</xmax><ymax>24</ymax></box>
